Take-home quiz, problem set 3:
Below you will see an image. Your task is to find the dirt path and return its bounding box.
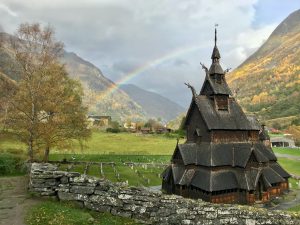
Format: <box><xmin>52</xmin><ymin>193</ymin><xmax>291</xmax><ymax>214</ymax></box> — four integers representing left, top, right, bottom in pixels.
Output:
<box><xmin>0</xmin><ymin>176</ymin><xmax>40</xmax><ymax>225</ymax></box>
<box><xmin>271</xmin><ymin>189</ymin><xmax>300</xmax><ymax>210</ymax></box>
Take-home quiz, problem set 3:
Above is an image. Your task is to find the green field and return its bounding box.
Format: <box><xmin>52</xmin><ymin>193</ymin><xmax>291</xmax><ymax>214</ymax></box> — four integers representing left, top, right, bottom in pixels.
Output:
<box><xmin>0</xmin><ymin>131</ymin><xmax>177</xmax><ymax>155</ymax></box>
<box><xmin>288</xmin><ymin>204</ymin><xmax>300</xmax><ymax>212</ymax></box>
<box><xmin>273</xmin><ymin>147</ymin><xmax>300</xmax><ymax>157</ymax></box>
<box><xmin>277</xmin><ymin>158</ymin><xmax>300</xmax><ymax>176</ymax></box>
<box><xmin>64</xmin><ymin>131</ymin><xmax>177</xmax><ymax>155</ymax></box>
<box><xmin>2</xmin><ymin>131</ymin><xmax>300</xmax><ymax>189</ymax></box>
<box><xmin>26</xmin><ymin>201</ymin><xmax>140</xmax><ymax>225</ymax></box>
<box><xmin>50</xmin><ymin>154</ymin><xmax>170</xmax><ymax>163</ymax></box>
<box><xmin>56</xmin><ymin>161</ymin><xmax>166</xmax><ymax>187</ymax></box>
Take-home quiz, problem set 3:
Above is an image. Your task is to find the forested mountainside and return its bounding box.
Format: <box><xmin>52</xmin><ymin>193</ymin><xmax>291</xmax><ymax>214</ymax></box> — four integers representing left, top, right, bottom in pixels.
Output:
<box><xmin>228</xmin><ymin>9</ymin><xmax>300</xmax><ymax>127</ymax></box>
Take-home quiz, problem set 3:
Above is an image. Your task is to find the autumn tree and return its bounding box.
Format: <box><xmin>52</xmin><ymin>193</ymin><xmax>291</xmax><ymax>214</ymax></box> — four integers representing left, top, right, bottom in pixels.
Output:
<box><xmin>6</xmin><ymin>23</ymin><xmax>90</xmax><ymax>161</ymax></box>
<box><xmin>0</xmin><ymin>73</ymin><xmax>16</xmax><ymax>130</ymax></box>
<box><xmin>35</xmin><ymin>64</ymin><xmax>90</xmax><ymax>162</ymax></box>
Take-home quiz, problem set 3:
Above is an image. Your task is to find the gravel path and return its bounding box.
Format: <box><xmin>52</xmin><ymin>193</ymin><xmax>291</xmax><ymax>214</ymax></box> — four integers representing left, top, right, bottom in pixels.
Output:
<box><xmin>0</xmin><ymin>176</ymin><xmax>40</xmax><ymax>225</ymax></box>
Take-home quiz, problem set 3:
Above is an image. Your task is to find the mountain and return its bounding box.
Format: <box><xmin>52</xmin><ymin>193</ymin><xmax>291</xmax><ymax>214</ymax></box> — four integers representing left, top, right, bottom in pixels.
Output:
<box><xmin>60</xmin><ymin>52</ymin><xmax>146</xmax><ymax>121</ymax></box>
<box><xmin>0</xmin><ymin>32</ymin><xmax>146</xmax><ymax>121</ymax></box>
<box><xmin>227</xmin><ymin>9</ymin><xmax>300</xmax><ymax>127</ymax></box>
<box><xmin>120</xmin><ymin>84</ymin><xmax>185</xmax><ymax>121</ymax></box>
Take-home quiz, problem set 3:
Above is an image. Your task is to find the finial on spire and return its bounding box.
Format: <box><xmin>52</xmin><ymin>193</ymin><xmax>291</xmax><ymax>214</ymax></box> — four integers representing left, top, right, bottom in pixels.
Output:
<box><xmin>211</xmin><ymin>24</ymin><xmax>221</xmax><ymax>60</ymax></box>
<box><xmin>214</xmin><ymin>24</ymin><xmax>218</xmax><ymax>46</ymax></box>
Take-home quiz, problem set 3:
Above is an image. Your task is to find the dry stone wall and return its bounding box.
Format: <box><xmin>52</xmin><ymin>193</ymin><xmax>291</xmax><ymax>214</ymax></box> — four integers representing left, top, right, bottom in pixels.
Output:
<box><xmin>29</xmin><ymin>163</ymin><xmax>300</xmax><ymax>225</ymax></box>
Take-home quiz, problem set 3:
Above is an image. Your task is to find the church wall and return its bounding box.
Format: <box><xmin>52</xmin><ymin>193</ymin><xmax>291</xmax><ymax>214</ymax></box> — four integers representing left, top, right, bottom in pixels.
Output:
<box><xmin>186</xmin><ymin>104</ymin><xmax>211</xmax><ymax>143</ymax></box>
<box><xmin>211</xmin><ymin>192</ymin><xmax>239</xmax><ymax>204</ymax></box>
<box><xmin>170</xmin><ymin>180</ymin><xmax>290</xmax><ymax>205</ymax></box>
<box><xmin>212</xmin><ymin>130</ymin><xmax>259</xmax><ymax>143</ymax></box>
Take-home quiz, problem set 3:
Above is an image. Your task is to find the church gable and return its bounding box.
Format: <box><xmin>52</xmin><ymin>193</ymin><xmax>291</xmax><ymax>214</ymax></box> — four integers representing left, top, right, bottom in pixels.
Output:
<box><xmin>246</xmin><ymin>152</ymin><xmax>258</xmax><ymax>168</ymax></box>
<box><xmin>171</xmin><ymin>146</ymin><xmax>183</xmax><ymax>164</ymax></box>
<box><xmin>200</xmin><ymin>79</ymin><xmax>214</xmax><ymax>96</ymax></box>
<box><xmin>184</xmin><ymin>104</ymin><xmax>211</xmax><ymax>143</ymax></box>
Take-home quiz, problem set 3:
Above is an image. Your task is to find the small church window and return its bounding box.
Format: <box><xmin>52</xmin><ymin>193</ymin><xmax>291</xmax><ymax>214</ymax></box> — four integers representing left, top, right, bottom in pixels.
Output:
<box><xmin>193</xmin><ymin>129</ymin><xmax>202</xmax><ymax>143</ymax></box>
<box><xmin>216</xmin><ymin>74</ymin><xmax>222</xmax><ymax>84</ymax></box>
<box><xmin>215</xmin><ymin>95</ymin><xmax>228</xmax><ymax>111</ymax></box>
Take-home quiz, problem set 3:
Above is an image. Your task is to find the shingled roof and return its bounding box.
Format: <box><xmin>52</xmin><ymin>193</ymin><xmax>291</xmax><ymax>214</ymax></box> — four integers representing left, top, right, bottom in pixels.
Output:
<box><xmin>201</xmin><ymin>75</ymin><xmax>232</xmax><ymax>95</ymax></box>
<box><xmin>162</xmin><ymin>164</ymin><xmax>289</xmax><ymax>192</ymax></box>
<box><xmin>185</xmin><ymin>96</ymin><xmax>260</xmax><ymax>131</ymax></box>
<box><xmin>174</xmin><ymin>142</ymin><xmax>277</xmax><ymax>167</ymax></box>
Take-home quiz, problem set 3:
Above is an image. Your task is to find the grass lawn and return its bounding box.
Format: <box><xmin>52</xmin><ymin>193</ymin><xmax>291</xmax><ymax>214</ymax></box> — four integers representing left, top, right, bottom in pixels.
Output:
<box><xmin>54</xmin><ymin>131</ymin><xmax>177</xmax><ymax>155</ymax></box>
<box><xmin>50</xmin><ymin>154</ymin><xmax>171</xmax><ymax>163</ymax></box>
<box><xmin>289</xmin><ymin>178</ymin><xmax>300</xmax><ymax>190</ymax></box>
<box><xmin>0</xmin><ymin>131</ymin><xmax>177</xmax><ymax>155</ymax></box>
<box><xmin>288</xmin><ymin>204</ymin><xmax>300</xmax><ymax>212</ymax></box>
<box><xmin>59</xmin><ymin>163</ymin><xmax>165</xmax><ymax>187</ymax></box>
<box><xmin>26</xmin><ymin>200</ymin><xmax>140</xmax><ymax>225</ymax></box>
<box><xmin>273</xmin><ymin>147</ymin><xmax>300</xmax><ymax>157</ymax></box>
<box><xmin>277</xmin><ymin>158</ymin><xmax>300</xmax><ymax>176</ymax></box>
<box><xmin>0</xmin><ymin>131</ymin><xmax>25</xmax><ymax>152</ymax></box>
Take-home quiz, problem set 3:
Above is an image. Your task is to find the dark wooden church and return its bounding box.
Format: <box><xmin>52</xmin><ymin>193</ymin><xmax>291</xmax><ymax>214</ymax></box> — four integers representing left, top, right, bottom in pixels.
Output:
<box><xmin>162</xmin><ymin>29</ymin><xmax>290</xmax><ymax>204</ymax></box>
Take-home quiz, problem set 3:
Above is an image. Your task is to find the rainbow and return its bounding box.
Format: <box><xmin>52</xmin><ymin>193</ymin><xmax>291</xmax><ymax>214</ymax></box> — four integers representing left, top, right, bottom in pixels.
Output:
<box><xmin>99</xmin><ymin>43</ymin><xmax>209</xmax><ymax>99</ymax></box>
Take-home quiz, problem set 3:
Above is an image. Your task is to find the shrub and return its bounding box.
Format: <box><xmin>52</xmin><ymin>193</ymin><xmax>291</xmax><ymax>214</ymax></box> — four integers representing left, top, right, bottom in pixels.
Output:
<box><xmin>0</xmin><ymin>153</ymin><xmax>26</xmax><ymax>176</ymax></box>
<box><xmin>106</xmin><ymin>128</ymin><xmax>121</xmax><ymax>133</ymax></box>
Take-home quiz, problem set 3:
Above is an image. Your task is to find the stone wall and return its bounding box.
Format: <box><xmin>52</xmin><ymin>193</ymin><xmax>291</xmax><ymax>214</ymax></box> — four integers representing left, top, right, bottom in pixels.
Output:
<box><xmin>29</xmin><ymin>163</ymin><xmax>300</xmax><ymax>225</ymax></box>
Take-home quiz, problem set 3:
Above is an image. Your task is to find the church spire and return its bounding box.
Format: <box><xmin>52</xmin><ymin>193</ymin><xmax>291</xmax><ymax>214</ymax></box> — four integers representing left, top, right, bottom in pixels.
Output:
<box><xmin>214</xmin><ymin>26</ymin><xmax>217</xmax><ymax>46</ymax></box>
<box><xmin>200</xmin><ymin>26</ymin><xmax>232</xmax><ymax>96</ymax></box>
<box><xmin>211</xmin><ymin>25</ymin><xmax>221</xmax><ymax>62</ymax></box>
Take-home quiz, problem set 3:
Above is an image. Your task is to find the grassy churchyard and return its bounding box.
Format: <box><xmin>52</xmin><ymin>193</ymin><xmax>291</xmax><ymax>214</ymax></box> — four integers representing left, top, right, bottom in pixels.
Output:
<box><xmin>1</xmin><ymin>131</ymin><xmax>300</xmax><ymax>186</ymax></box>
<box><xmin>2</xmin><ymin>130</ymin><xmax>300</xmax><ymax>222</ymax></box>
<box><xmin>2</xmin><ymin>130</ymin><xmax>300</xmax><ymax>189</ymax></box>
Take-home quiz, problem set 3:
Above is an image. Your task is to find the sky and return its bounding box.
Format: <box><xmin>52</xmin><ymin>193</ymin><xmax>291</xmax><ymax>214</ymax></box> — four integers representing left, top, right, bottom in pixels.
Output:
<box><xmin>0</xmin><ymin>0</ymin><xmax>299</xmax><ymax>108</ymax></box>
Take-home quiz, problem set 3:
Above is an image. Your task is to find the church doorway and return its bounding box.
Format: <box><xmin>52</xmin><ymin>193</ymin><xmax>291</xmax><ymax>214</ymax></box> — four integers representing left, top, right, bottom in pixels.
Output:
<box><xmin>255</xmin><ymin>178</ymin><xmax>266</xmax><ymax>201</ymax></box>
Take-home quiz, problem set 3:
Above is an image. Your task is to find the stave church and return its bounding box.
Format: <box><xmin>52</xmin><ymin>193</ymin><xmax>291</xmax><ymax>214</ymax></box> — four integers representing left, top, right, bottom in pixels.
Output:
<box><xmin>161</xmin><ymin>28</ymin><xmax>290</xmax><ymax>204</ymax></box>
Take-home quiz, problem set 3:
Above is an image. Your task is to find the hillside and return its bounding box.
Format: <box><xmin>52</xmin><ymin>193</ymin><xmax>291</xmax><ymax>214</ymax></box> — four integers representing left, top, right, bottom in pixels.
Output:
<box><xmin>228</xmin><ymin>9</ymin><xmax>300</xmax><ymax>127</ymax></box>
<box><xmin>120</xmin><ymin>84</ymin><xmax>185</xmax><ymax>121</ymax></box>
<box><xmin>0</xmin><ymin>32</ymin><xmax>146</xmax><ymax>121</ymax></box>
<box><xmin>0</xmin><ymin>72</ymin><xmax>16</xmax><ymax>126</ymax></box>
<box><xmin>60</xmin><ymin>52</ymin><xmax>146</xmax><ymax>121</ymax></box>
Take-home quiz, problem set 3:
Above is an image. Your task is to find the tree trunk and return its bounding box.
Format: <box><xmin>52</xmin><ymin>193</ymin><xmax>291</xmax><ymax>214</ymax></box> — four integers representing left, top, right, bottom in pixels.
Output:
<box><xmin>28</xmin><ymin>135</ymin><xmax>34</xmax><ymax>162</ymax></box>
<box><xmin>43</xmin><ymin>146</ymin><xmax>50</xmax><ymax>162</ymax></box>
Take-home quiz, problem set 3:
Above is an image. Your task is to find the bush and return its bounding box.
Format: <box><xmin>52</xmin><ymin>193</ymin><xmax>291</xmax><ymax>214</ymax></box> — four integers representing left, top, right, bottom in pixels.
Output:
<box><xmin>106</xmin><ymin>127</ymin><xmax>121</xmax><ymax>133</ymax></box>
<box><xmin>0</xmin><ymin>153</ymin><xmax>26</xmax><ymax>176</ymax></box>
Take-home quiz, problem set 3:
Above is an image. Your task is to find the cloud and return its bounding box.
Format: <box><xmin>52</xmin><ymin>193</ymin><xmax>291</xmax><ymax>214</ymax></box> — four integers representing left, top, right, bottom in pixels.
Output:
<box><xmin>223</xmin><ymin>23</ymin><xmax>276</xmax><ymax>67</ymax></box>
<box><xmin>0</xmin><ymin>24</ymin><xmax>4</xmax><ymax>32</ymax></box>
<box><xmin>0</xmin><ymin>0</ymin><xmax>294</xmax><ymax>106</ymax></box>
<box><xmin>0</xmin><ymin>3</ymin><xmax>18</xmax><ymax>17</ymax></box>
<box><xmin>173</xmin><ymin>59</ymin><xmax>189</xmax><ymax>67</ymax></box>
<box><xmin>112</xmin><ymin>60</ymin><xmax>142</xmax><ymax>74</ymax></box>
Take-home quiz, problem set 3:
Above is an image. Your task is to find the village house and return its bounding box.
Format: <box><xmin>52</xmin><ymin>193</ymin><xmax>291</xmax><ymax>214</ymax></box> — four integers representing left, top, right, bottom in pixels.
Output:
<box><xmin>271</xmin><ymin>136</ymin><xmax>296</xmax><ymax>148</ymax></box>
<box><xmin>87</xmin><ymin>115</ymin><xmax>111</xmax><ymax>127</ymax></box>
<box><xmin>162</xmin><ymin>29</ymin><xmax>290</xmax><ymax>204</ymax></box>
